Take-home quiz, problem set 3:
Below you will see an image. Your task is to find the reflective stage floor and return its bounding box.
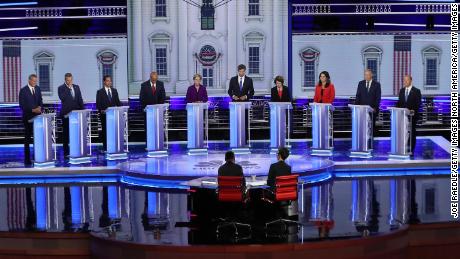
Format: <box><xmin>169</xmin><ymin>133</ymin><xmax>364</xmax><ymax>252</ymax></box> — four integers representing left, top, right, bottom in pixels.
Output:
<box><xmin>0</xmin><ymin>136</ymin><xmax>454</xmax><ymax>247</ymax></box>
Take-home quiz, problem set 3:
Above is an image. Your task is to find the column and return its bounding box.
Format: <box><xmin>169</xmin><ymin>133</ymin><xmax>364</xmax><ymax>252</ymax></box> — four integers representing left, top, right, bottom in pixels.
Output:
<box><xmin>175</xmin><ymin>0</ymin><xmax>189</xmax><ymax>93</ymax></box>
<box><xmin>129</xmin><ymin>0</ymin><xmax>143</xmax><ymax>84</ymax></box>
<box><xmin>272</xmin><ymin>0</ymin><xmax>282</xmax><ymax>76</ymax></box>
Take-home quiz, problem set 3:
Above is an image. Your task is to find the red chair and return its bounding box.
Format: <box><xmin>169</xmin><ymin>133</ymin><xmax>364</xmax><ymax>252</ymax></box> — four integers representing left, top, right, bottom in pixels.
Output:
<box><xmin>216</xmin><ymin>176</ymin><xmax>251</xmax><ymax>236</ymax></box>
<box><xmin>262</xmin><ymin>174</ymin><xmax>299</xmax><ymax>230</ymax></box>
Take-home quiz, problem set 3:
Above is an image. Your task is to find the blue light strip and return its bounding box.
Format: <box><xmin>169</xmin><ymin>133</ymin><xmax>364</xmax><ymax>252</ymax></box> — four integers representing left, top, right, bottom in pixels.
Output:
<box><xmin>0</xmin><ymin>2</ymin><xmax>37</xmax><ymax>7</ymax></box>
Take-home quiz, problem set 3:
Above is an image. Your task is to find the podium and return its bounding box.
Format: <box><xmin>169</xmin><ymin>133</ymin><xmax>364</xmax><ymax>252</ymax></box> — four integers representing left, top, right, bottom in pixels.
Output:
<box><xmin>348</xmin><ymin>104</ymin><xmax>374</xmax><ymax>158</ymax></box>
<box><xmin>229</xmin><ymin>102</ymin><xmax>251</xmax><ymax>153</ymax></box>
<box><xmin>29</xmin><ymin>113</ymin><xmax>56</xmax><ymax>167</ymax></box>
<box><xmin>309</xmin><ymin>103</ymin><xmax>334</xmax><ymax>156</ymax></box>
<box><xmin>106</xmin><ymin>106</ymin><xmax>129</xmax><ymax>160</ymax></box>
<box><xmin>186</xmin><ymin>102</ymin><xmax>209</xmax><ymax>155</ymax></box>
<box><xmin>145</xmin><ymin>104</ymin><xmax>169</xmax><ymax>157</ymax></box>
<box><xmin>269</xmin><ymin>102</ymin><xmax>292</xmax><ymax>153</ymax></box>
<box><xmin>388</xmin><ymin>107</ymin><xmax>413</xmax><ymax>159</ymax></box>
<box><xmin>66</xmin><ymin>109</ymin><xmax>92</xmax><ymax>164</ymax></box>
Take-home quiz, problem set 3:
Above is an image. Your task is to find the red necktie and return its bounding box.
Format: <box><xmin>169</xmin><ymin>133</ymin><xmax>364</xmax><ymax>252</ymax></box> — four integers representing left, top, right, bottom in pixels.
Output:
<box><xmin>278</xmin><ymin>88</ymin><xmax>282</xmax><ymax>98</ymax></box>
<box><xmin>152</xmin><ymin>84</ymin><xmax>156</xmax><ymax>95</ymax></box>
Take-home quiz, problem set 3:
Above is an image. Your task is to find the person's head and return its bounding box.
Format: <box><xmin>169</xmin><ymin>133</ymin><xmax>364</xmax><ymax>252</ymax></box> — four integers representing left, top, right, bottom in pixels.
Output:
<box><xmin>318</xmin><ymin>71</ymin><xmax>330</xmax><ymax>86</ymax></box>
<box><xmin>277</xmin><ymin>147</ymin><xmax>290</xmax><ymax>161</ymax></box>
<box><xmin>193</xmin><ymin>74</ymin><xmax>202</xmax><ymax>86</ymax></box>
<box><xmin>364</xmin><ymin>69</ymin><xmax>373</xmax><ymax>82</ymax></box>
<box><xmin>225</xmin><ymin>151</ymin><xmax>235</xmax><ymax>163</ymax></box>
<box><xmin>274</xmin><ymin>75</ymin><xmax>284</xmax><ymax>88</ymax></box>
<box><xmin>237</xmin><ymin>64</ymin><xmax>246</xmax><ymax>77</ymax></box>
<box><xmin>150</xmin><ymin>71</ymin><xmax>158</xmax><ymax>82</ymax></box>
<box><xmin>403</xmin><ymin>75</ymin><xmax>412</xmax><ymax>88</ymax></box>
<box><xmin>64</xmin><ymin>73</ymin><xmax>73</xmax><ymax>86</ymax></box>
<box><xmin>103</xmin><ymin>75</ymin><xmax>112</xmax><ymax>88</ymax></box>
<box><xmin>28</xmin><ymin>74</ymin><xmax>37</xmax><ymax>87</ymax></box>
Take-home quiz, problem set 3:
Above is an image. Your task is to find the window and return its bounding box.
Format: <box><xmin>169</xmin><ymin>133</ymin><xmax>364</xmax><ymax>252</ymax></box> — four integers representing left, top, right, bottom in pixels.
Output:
<box><xmin>366</xmin><ymin>59</ymin><xmax>378</xmax><ymax>82</ymax></box>
<box><xmin>248</xmin><ymin>0</ymin><xmax>260</xmax><ymax>16</ymax></box>
<box><xmin>201</xmin><ymin>0</ymin><xmax>214</xmax><ymax>30</ymax></box>
<box><xmin>243</xmin><ymin>31</ymin><xmax>265</xmax><ymax>77</ymax></box>
<box><xmin>248</xmin><ymin>46</ymin><xmax>260</xmax><ymax>75</ymax></box>
<box><xmin>202</xmin><ymin>67</ymin><xmax>213</xmax><ymax>87</ymax></box>
<box><xmin>422</xmin><ymin>46</ymin><xmax>441</xmax><ymax>88</ymax></box>
<box><xmin>362</xmin><ymin>46</ymin><xmax>382</xmax><ymax>82</ymax></box>
<box><xmin>424</xmin><ymin>188</ymin><xmax>436</xmax><ymax>215</ymax></box>
<box><xmin>97</xmin><ymin>50</ymin><xmax>118</xmax><ymax>88</ymax></box>
<box><xmin>33</xmin><ymin>51</ymin><xmax>54</xmax><ymax>96</ymax></box>
<box><xmin>155</xmin><ymin>47</ymin><xmax>167</xmax><ymax>76</ymax></box>
<box><xmin>155</xmin><ymin>0</ymin><xmax>166</xmax><ymax>17</ymax></box>
<box><xmin>149</xmin><ymin>32</ymin><xmax>172</xmax><ymax>81</ymax></box>
<box><xmin>299</xmin><ymin>47</ymin><xmax>320</xmax><ymax>91</ymax></box>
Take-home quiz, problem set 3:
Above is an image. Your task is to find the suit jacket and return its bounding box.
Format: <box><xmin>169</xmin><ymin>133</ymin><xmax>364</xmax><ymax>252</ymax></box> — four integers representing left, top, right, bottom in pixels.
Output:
<box><xmin>267</xmin><ymin>160</ymin><xmax>292</xmax><ymax>188</ymax></box>
<box><xmin>218</xmin><ymin>161</ymin><xmax>246</xmax><ymax>186</ymax></box>
<box><xmin>313</xmin><ymin>83</ymin><xmax>335</xmax><ymax>104</ymax></box>
<box><xmin>270</xmin><ymin>85</ymin><xmax>291</xmax><ymax>102</ymax></box>
<box><xmin>19</xmin><ymin>85</ymin><xmax>43</xmax><ymax>122</ymax></box>
<box><xmin>139</xmin><ymin>80</ymin><xmax>166</xmax><ymax>108</ymax></box>
<box><xmin>185</xmin><ymin>85</ymin><xmax>208</xmax><ymax>103</ymax></box>
<box><xmin>96</xmin><ymin>87</ymin><xmax>122</xmax><ymax>112</ymax></box>
<box><xmin>355</xmin><ymin>80</ymin><xmax>382</xmax><ymax>114</ymax></box>
<box><xmin>228</xmin><ymin>75</ymin><xmax>254</xmax><ymax>101</ymax></box>
<box><xmin>396</xmin><ymin>86</ymin><xmax>422</xmax><ymax>120</ymax></box>
<box><xmin>58</xmin><ymin>84</ymin><xmax>85</xmax><ymax>117</ymax></box>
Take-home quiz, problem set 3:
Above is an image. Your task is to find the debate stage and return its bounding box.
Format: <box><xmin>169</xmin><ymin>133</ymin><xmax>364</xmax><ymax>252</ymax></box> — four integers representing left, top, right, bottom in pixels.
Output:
<box><xmin>0</xmin><ymin>136</ymin><xmax>451</xmax><ymax>187</ymax></box>
<box><xmin>0</xmin><ymin>136</ymin><xmax>455</xmax><ymax>259</ymax></box>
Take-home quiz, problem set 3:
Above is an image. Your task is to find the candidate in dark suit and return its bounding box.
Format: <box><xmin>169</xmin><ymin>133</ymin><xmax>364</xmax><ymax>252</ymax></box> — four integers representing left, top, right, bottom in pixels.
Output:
<box><xmin>58</xmin><ymin>73</ymin><xmax>85</xmax><ymax>157</ymax></box>
<box><xmin>139</xmin><ymin>71</ymin><xmax>166</xmax><ymax>108</ymax></box>
<box><xmin>227</xmin><ymin>64</ymin><xmax>254</xmax><ymax>102</ymax></box>
<box><xmin>270</xmin><ymin>75</ymin><xmax>291</xmax><ymax>102</ymax></box>
<box><xmin>396</xmin><ymin>75</ymin><xmax>422</xmax><ymax>153</ymax></box>
<box><xmin>355</xmin><ymin>69</ymin><xmax>382</xmax><ymax>135</ymax></box>
<box><xmin>96</xmin><ymin>75</ymin><xmax>122</xmax><ymax>151</ymax></box>
<box><xmin>19</xmin><ymin>74</ymin><xmax>43</xmax><ymax>165</ymax></box>
<box><xmin>218</xmin><ymin>151</ymin><xmax>246</xmax><ymax>187</ymax></box>
<box><xmin>139</xmin><ymin>71</ymin><xmax>166</xmax><ymax>143</ymax></box>
<box><xmin>267</xmin><ymin>147</ymin><xmax>292</xmax><ymax>189</ymax></box>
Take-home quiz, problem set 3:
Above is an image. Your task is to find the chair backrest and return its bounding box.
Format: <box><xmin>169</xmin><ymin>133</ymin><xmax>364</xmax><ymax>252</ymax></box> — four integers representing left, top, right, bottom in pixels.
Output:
<box><xmin>217</xmin><ymin>176</ymin><xmax>245</xmax><ymax>202</ymax></box>
<box><xmin>274</xmin><ymin>174</ymin><xmax>298</xmax><ymax>201</ymax></box>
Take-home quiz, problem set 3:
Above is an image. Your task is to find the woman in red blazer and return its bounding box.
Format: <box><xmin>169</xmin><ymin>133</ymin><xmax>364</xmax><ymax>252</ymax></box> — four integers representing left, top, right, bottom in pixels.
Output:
<box><xmin>313</xmin><ymin>71</ymin><xmax>335</xmax><ymax>104</ymax></box>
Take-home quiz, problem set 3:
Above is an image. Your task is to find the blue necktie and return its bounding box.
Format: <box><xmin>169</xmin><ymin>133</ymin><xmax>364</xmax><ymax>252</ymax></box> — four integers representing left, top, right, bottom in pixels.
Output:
<box><xmin>239</xmin><ymin>78</ymin><xmax>243</xmax><ymax>92</ymax></box>
<box><xmin>108</xmin><ymin>88</ymin><xmax>112</xmax><ymax>102</ymax></box>
<box><xmin>405</xmin><ymin>89</ymin><xmax>409</xmax><ymax>102</ymax></box>
<box><xmin>70</xmin><ymin>87</ymin><xmax>75</xmax><ymax>99</ymax></box>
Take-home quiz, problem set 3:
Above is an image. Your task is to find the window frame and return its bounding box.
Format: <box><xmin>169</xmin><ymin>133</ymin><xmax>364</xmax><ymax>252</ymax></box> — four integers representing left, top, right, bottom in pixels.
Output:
<box><xmin>362</xmin><ymin>46</ymin><xmax>382</xmax><ymax>83</ymax></box>
<box><xmin>33</xmin><ymin>51</ymin><xmax>55</xmax><ymax>96</ymax></box>
<box><xmin>299</xmin><ymin>47</ymin><xmax>320</xmax><ymax>92</ymax></box>
<box><xmin>422</xmin><ymin>46</ymin><xmax>441</xmax><ymax>89</ymax></box>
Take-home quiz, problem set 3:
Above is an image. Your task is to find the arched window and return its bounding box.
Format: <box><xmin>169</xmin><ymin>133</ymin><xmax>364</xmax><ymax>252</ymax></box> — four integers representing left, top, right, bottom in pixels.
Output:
<box><xmin>97</xmin><ymin>50</ymin><xmax>118</xmax><ymax>88</ymax></box>
<box><xmin>422</xmin><ymin>46</ymin><xmax>441</xmax><ymax>88</ymax></box>
<box><xmin>33</xmin><ymin>51</ymin><xmax>55</xmax><ymax>96</ymax></box>
<box><xmin>362</xmin><ymin>46</ymin><xmax>382</xmax><ymax>82</ymax></box>
<box><xmin>299</xmin><ymin>47</ymin><xmax>319</xmax><ymax>91</ymax></box>
<box><xmin>149</xmin><ymin>32</ymin><xmax>172</xmax><ymax>81</ymax></box>
<box><xmin>243</xmin><ymin>31</ymin><xmax>265</xmax><ymax>78</ymax></box>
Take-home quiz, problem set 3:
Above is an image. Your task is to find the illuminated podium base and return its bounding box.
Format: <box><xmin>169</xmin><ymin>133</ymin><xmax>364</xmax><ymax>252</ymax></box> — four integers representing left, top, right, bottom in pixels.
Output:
<box><xmin>147</xmin><ymin>150</ymin><xmax>169</xmax><ymax>158</ymax></box>
<box><xmin>187</xmin><ymin>148</ymin><xmax>208</xmax><ymax>156</ymax></box>
<box><xmin>311</xmin><ymin>148</ymin><xmax>333</xmax><ymax>157</ymax></box>
<box><xmin>231</xmin><ymin>147</ymin><xmax>251</xmax><ymax>155</ymax></box>
<box><xmin>388</xmin><ymin>153</ymin><xmax>411</xmax><ymax>160</ymax></box>
<box><xmin>69</xmin><ymin>156</ymin><xmax>92</xmax><ymax>165</ymax></box>
<box><xmin>270</xmin><ymin>145</ymin><xmax>291</xmax><ymax>154</ymax></box>
<box><xmin>34</xmin><ymin>161</ymin><xmax>56</xmax><ymax>168</ymax></box>
<box><xmin>106</xmin><ymin>152</ymin><xmax>128</xmax><ymax>161</ymax></box>
<box><xmin>349</xmin><ymin>150</ymin><xmax>373</xmax><ymax>159</ymax></box>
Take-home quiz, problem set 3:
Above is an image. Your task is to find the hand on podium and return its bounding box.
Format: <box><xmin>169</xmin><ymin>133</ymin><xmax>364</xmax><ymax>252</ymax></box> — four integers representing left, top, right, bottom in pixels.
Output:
<box><xmin>32</xmin><ymin>106</ymin><xmax>42</xmax><ymax>114</ymax></box>
<box><xmin>232</xmin><ymin>95</ymin><xmax>239</xmax><ymax>101</ymax></box>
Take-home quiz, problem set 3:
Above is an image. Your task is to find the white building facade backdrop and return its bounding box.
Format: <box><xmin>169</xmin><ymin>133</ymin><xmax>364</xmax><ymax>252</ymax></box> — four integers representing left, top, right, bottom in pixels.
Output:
<box><xmin>128</xmin><ymin>0</ymin><xmax>289</xmax><ymax>96</ymax></box>
<box><xmin>0</xmin><ymin>37</ymin><xmax>128</xmax><ymax>103</ymax></box>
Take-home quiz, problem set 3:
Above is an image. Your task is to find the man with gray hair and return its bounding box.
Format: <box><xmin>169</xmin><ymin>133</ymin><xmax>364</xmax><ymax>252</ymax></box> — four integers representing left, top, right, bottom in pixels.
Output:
<box><xmin>355</xmin><ymin>69</ymin><xmax>381</xmax><ymax>136</ymax></box>
<box><xmin>19</xmin><ymin>74</ymin><xmax>43</xmax><ymax>165</ymax></box>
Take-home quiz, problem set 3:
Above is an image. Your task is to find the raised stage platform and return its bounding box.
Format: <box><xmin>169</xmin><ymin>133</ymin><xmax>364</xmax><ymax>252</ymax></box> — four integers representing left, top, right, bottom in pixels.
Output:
<box><xmin>0</xmin><ymin>135</ymin><xmax>455</xmax><ymax>258</ymax></box>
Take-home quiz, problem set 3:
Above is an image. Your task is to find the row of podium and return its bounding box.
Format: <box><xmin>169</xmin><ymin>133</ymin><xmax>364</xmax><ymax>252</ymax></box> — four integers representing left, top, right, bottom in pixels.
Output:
<box><xmin>29</xmin><ymin>102</ymin><xmax>414</xmax><ymax>167</ymax></box>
